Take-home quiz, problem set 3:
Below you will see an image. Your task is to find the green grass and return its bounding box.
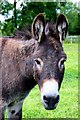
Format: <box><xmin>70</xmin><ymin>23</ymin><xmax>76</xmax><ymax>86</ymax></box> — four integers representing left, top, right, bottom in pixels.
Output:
<box><xmin>22</xmin><ymin>43</ymin><xmax>78</xmax><ymax>118</ymax></box>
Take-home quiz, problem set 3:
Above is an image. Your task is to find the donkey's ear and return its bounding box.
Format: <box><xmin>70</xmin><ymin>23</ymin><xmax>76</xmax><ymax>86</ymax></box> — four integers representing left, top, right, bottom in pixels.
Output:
<box><xmin>32</xmin><ymin>13</ymin><xmax>45</xmax><ymax>43</ymax></box>
<box><xmin>56</xmin><ymin>14</ymin><xmax>68</xmax><ymax>43</ymax></box>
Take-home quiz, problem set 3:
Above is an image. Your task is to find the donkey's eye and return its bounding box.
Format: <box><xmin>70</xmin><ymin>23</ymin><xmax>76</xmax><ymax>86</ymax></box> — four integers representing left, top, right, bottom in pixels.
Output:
<box><xmin>34</xmin><ymin>58</ymin><xmax>43</xmax><ymax>68</ymax></box>
<box><xmin>35</xmin><ymin>59</ymin><xmax>41</xmax><ymax>65</ymax></box>
<box><xmin>58</xmin><ymin>58</ymin><xmax>66</xmax><ymax>71</ymax></box>
<box><xmin>34</xmin><ymin>58</ymin><xmax>44</xmax><ymax>72</ymax></box>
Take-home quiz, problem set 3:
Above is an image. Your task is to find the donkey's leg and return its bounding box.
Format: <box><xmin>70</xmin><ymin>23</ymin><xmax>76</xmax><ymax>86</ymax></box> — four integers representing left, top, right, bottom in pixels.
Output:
<box><xmin>0</xmin><ymin>107</ymin><xmax>3</xmax><ymax>120</ymax></box>
<box><xmin>8</xmin><ymin>107</ymin><xmax>22</xmax><ymax>120</ymax></box>
<box><xmin>0</xmin><ymin>101</ymin><xmax>5</xmax><ymax>120</ymax></box>
<box><xmin>2</xmin><ymin>107</ymin><xmax>5</xmax><ymax>120</ymax></box>
<box><xmin>0</xmin><ymin>107</ymin><xmax>5</xmax><ymax>120</ymax></box>
<box><xmin>8</xmin><ymin>100</ymin><xmax>23</xmax><ymax>120</ymax></box>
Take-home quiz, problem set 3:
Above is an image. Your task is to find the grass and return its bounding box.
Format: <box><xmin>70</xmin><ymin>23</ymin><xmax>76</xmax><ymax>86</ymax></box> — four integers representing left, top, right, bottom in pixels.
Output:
<box><xmin>22</xmin><ymin>43</ymin><xmax>78</xmax><ymax>118</ymax></box>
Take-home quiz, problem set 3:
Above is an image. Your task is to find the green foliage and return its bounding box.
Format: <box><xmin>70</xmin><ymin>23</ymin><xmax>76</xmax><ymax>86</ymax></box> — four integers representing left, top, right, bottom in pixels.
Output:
<box><xmin>0</xmin><ymin>1</ymin><xmax>15</xmax><ymax>35</ymax></box>
<box><xmin>15</xmin><ymin>2</ymin><xmax>57</xmax><ymax>30</ymax></box>
<box><xmin>1</xmin><ymin>1</ymin><xmax>14</xmax><ymax>16</ymax></box>
<box><xmin>0</xmin><ymin>30</ymin><xmax>2</xmax><ymax>37</ymax></box>
<box><xmin>0</xmin><ymin>2</ymin><xmax>79</xmax><ymax>36</ymax></box>
<box><xmin>57</xmin><ymin>2</ymin><xmax>79</xmax><ymax>35</ymax></box>
<box><xmin>22</xmin><ymin>43</ymin><xmax>78</xmax><ymax>118</ymax></box>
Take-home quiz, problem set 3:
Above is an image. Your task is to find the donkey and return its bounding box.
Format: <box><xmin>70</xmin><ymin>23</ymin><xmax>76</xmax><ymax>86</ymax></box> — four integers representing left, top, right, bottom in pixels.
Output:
<box><xmin>0</xmin><ymin>13</ymin><xmax>68</xmax><ymax>120</ymax></box>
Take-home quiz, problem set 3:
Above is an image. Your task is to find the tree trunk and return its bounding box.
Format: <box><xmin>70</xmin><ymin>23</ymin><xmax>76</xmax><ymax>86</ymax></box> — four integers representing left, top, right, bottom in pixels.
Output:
<box><xmin>14</xmin><ymin>0</ymin><xmax>17</xmax><ymax>28</ymax></box>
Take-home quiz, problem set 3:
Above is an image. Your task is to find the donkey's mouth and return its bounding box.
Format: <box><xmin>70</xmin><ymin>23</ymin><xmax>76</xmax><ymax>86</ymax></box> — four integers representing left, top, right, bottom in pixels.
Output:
<box><xmin>41</xmin><ymin>94</ymin><xmax>60</xmax><ymax>110</ymax></box>
<box><xmin>45</xmin><ymin>106</ymin><xmax>56</xmax><ymax>110</ymax></box>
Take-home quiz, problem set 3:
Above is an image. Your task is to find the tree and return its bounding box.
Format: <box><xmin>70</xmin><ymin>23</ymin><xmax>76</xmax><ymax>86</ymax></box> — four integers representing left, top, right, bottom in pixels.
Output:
<box><xmin>0</xmin><ymin>1</ymin><xmax>14</xmax><ymax>35</ymax></box>
<box><xmin>14</xmin><ymin>0</ymin><xmax>17</xmax><ymax>28</ymax></box>
<box><xmin>0</xmin><ymin>1</ymin><xmax>79</xmax><ymax>36</ymax></box>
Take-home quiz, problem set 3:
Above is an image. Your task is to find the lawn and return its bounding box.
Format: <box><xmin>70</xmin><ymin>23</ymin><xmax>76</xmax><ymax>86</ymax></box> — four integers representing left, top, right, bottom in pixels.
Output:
<box><xmin>22</xmin><ymin>43</ymin><xmax>78</xmax><ymax>118</ymax></box>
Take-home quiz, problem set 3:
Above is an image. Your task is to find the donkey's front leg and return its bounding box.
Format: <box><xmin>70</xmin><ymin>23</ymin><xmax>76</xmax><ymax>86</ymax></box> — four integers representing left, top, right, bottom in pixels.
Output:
<box><xmin>8</xmin><ymin>100</ymin><xmax>23</xmax><ymax>120</ymax></box>
<box><xmin>0</xmin><ymin>107</ymin><xmax>4</xmax><ymax>120</ymax></box>
<box><xmin>0</xmin><ymin>102</ymin><xmax>5</xmax><ymax>120</ymax></box>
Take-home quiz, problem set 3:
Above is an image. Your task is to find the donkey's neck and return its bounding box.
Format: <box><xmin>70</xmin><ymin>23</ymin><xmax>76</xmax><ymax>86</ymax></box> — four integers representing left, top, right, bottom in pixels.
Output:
<box><xmin>2</xmin><ymin>38</ymin><xmax>37</xmax><ymax>103</ymax></box>
<box><xmin>16</xmin><ymin>38</ymin><xmax>38</xmax><ymax>76</ymax></box>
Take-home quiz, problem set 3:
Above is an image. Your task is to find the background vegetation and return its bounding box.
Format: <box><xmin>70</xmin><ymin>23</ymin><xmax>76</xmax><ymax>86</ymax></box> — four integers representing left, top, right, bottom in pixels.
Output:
<box><xmin>0</xmin><ymin>1</ymin><xmax>79</xmax><ymax>36</ymax></box>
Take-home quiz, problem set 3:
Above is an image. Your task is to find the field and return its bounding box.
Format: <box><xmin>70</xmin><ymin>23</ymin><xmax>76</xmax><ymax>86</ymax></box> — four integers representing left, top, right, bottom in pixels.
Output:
<box><xmin>22</xmin><ymin>43</ymin><xmax>78</xmax><ymax>118</ymax></box>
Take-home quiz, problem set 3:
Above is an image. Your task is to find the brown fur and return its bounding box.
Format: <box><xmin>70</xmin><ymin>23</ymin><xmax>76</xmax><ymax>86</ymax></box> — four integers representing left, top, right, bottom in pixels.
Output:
<box><xmin>0</xmin><ymin>38</ymin><xmax>37</xmax><ymax>103</ymax></box>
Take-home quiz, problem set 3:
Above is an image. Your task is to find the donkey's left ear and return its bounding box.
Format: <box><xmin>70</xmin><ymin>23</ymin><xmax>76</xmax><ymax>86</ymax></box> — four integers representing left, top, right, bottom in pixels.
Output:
<box><xmin>56</xmin><ymin>14</ymin><xmax>68</xmax><ymax>43</ymax></box>
<box><xmin>32</xmin><ymin>13</ymin><xmax>45</xmax><ymax>43</ymax></box>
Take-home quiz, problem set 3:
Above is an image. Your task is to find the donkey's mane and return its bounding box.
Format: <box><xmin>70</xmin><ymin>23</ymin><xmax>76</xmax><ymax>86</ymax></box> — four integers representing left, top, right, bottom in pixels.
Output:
<box><xmin>14</xmin><ymin>25</ymin><xmax>32</xmax><ymax>40</ymax></box>
<box><xmin>14</xmin><ymin>22</ymin><xmax>57</xmax><ymax>41</ymax></box>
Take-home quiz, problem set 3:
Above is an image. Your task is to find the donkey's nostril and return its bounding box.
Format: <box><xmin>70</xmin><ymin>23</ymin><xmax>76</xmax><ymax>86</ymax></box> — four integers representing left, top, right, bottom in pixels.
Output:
<box><xmin>56</xmin><ymin>95</ymin><xmax>60</xmax><ymax>102</ymax></box>
<box><xmin>43</xmin><ymin>95</ymin><xmax>49</xmax><ymax>104</ymax></box>
<box><xmin>43</xmin><ymin>95</ymin><xmax>47</xmax><ymax>101</ymax></box>
<box><xmin>43</xmin><ymin>95</ymin><xmax>60</xmax><ymax>104</ymax></box>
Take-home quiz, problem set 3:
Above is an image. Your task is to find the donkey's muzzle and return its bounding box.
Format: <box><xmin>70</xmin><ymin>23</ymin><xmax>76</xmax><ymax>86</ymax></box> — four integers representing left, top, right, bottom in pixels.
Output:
<box><xmin>43</xmin><ymin>95</ymin><xmax>60</xmax><ymax>110</ymax></box>
<box><xmin>40</xmin><ymin>79</ymin><xmax>60</xmax><ymax>110</ymax></box>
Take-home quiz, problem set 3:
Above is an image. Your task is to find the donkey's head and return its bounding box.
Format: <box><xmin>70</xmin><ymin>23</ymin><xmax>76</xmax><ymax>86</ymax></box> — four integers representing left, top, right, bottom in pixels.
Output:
<box><xmin>32</xmin><ymin>13</ymin><xmax>68</xmax><ymax>110</ymax></box>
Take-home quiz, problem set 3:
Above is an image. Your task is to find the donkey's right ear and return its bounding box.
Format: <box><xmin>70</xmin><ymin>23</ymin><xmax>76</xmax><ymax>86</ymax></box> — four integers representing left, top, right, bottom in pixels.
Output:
<box><xmin>32</xmin><ymin>13</ymin><xmax>45</xmax><ymax>43</ymax></box>
<box><xmin>56</xmin><ymin>14</ymin><xmax>68</xmax><ymax>43</ymax></box>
